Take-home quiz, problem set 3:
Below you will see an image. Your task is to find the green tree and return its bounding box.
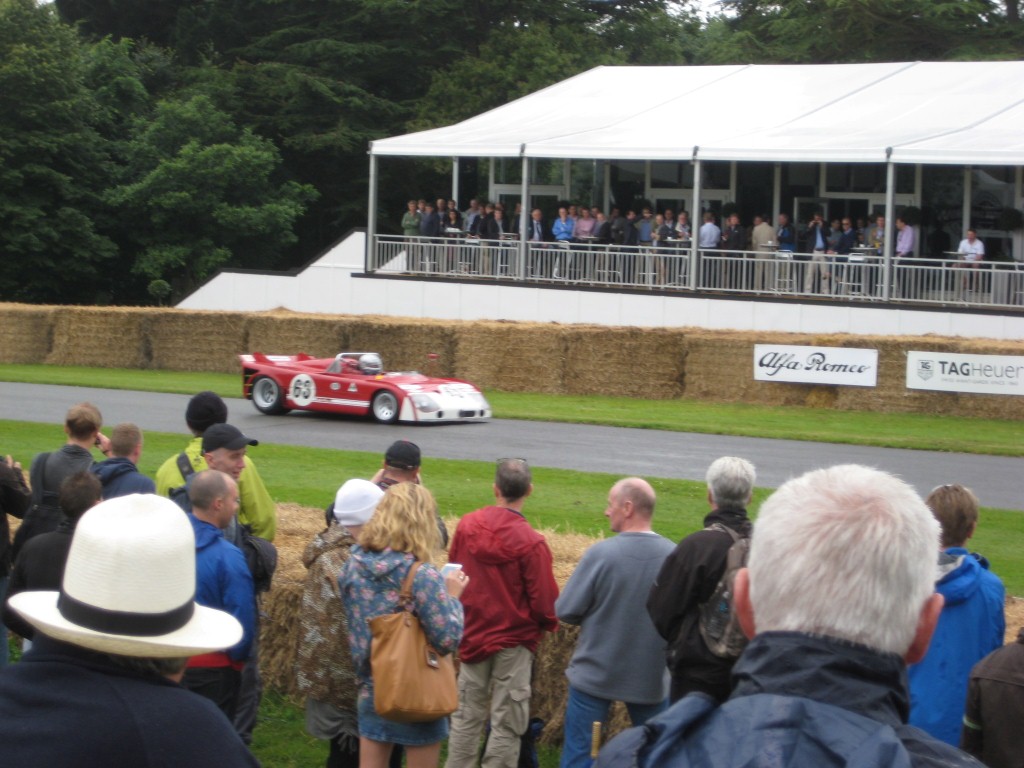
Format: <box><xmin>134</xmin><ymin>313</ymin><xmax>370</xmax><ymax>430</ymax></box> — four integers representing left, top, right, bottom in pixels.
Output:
<box><xmin>702</xmin><ymin>0</ymin><xmax>1024</xmax><ymax>63</ymax></box>
<box><xmin>109</xmin><ymin>94</ymin><xmax>317</xmax><ymax>294</ymax></box>
<box><xmin>0</xmin><ymin>0</ymin><xmax>117</xmax><ymax>303</ymax></box>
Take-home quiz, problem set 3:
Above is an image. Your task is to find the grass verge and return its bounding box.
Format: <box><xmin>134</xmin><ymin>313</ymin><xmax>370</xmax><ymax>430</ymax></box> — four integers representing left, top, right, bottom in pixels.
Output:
<box><xmin>0</xmin><ymin>363</ymin><xmax>1020</xmax><ymax>456</ymax></box>
<box><xmin>5</xmin><ymin>417</ymin><xmax>1022</xmax><ymax>594</ymax></box>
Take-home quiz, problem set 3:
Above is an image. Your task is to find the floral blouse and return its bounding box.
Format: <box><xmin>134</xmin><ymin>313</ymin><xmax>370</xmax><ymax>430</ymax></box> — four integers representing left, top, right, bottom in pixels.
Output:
<box><xmin>339</xmin><ymin>546</ymin><xmax>464</xmax><ymax>697</ymax></box>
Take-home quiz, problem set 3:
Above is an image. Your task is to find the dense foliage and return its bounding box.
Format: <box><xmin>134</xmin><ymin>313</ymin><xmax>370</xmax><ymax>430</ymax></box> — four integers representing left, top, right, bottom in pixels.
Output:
<box><xmin>2</xmin><ymin>0</ymin><xmax>1021</xmax><ymax>304</ymax></box>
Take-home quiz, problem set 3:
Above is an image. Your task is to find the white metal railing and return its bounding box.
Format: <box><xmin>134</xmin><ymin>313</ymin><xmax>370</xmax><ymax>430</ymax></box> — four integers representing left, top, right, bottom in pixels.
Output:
<box><xmin>369</xmin><ymin>236</ymin><xmax>1024</xmax><ymax>310</ymax></box>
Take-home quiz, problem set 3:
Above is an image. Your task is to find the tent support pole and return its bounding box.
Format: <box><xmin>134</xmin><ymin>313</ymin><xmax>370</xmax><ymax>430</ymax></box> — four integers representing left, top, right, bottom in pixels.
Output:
<box><xmin>772</xmin><ymin>163</ymin><xmax>782</xmax><ymax>223</ymax></box>
<box><xmin>452</xmin><ymin>158</ymin><xmax>459</xmax><ymax>208</ymax></box>
<box><xmin>689</xmin><ymin>151</ymin><xmax>701</xmax><ymax>290</ymax></box>
<box><xmin>882</xmin><ymin>152</ymin><xmax>894</xmax><ymax>302</ymax></box>
<box><xmin>519</xmin><ymin>152</ymin><xmax>529</xmax><ymax>280</ymax></box>
<box><xmin>367</xmin><ymin>150</ymin><xmax>378</xmax><ymax>273</ymax></box>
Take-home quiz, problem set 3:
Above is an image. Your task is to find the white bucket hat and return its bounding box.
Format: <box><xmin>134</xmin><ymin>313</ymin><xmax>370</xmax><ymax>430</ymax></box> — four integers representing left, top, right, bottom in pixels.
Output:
<box><xmin>8</xmin><ymin>494</ymin><xmax>242</xmax><ymax>658</ymax></box>
<box><xmin>333</xmin><ymin>478</ymin><xmax>385</xmax><ymax>528</ymax></box>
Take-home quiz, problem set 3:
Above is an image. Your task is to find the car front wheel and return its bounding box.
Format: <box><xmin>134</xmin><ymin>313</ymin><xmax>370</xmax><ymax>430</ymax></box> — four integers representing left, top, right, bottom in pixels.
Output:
<box><xmin>251</xmin><ymin>375</ymin><xmax>290</xmax><ymax>415</ymax></box>
<box><xmin>371</xmin><ymin>390</ymin><xmax>400</xmax><ymax>423</ymax></box>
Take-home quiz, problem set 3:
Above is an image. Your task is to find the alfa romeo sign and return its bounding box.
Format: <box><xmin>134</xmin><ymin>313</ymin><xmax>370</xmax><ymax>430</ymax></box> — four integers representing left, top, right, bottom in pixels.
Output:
<box><xmin>754</xmin><ymin>345</ymin><xmax>878</xmax><ymax>387</ymax></box>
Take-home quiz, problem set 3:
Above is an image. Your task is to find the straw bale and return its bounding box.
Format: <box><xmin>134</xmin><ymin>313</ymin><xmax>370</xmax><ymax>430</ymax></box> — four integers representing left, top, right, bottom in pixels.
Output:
<box><xmin>0</xmin><ymin>303</ymin><xmax>55</xmax><ymax>363</ymax></box>
<box><xmin>681</xmin><ymin>330</ymin><xmax>807</xmax><ymax>406</ymax></box>
<box><xmin>341</xmin><ymin>317</ymin><xmax>459</xmax><ymax>377</ymax></box>
<box><xmin>259</xmin><ymin>502</ymin><xmax>326</xmax><ymax>697</ymax></box>
<box><xmin>563</xmin><ymin>327</ymin><xmax>687</xmax><ymax>399</ymax></box>
<box><xmin>1006</xmin><ymin>597</ymin><xmax>1024</xmax><ymax>643</ymax></box>
<box><xmin>44</xmin><ymin>307</ymin><xmax>147</xmax><ymax>368</ymax></box>
<box><xmin>145</xmin><ymin>310</ymin><xmax>250</xmax><ymax>372</ymax></box>
<box><xmin>246</xmin><ymin>312</ymin><xmax>347</xmax><ymax>360</ymax></box>
<box><xmin>454</xmin><ymin>321</ymin><xmax>567</xmax><ymax>393</ymax></box>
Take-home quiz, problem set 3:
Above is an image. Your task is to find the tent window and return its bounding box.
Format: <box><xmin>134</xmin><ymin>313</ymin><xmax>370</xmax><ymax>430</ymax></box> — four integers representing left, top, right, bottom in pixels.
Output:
<box><xmin>652</xmin><ymin>161</ymin><xmax>693</xmax><ymax>188</ymax></box>
<box><xmin>531</xmin><ymin>160</ymin><xmax>563</xmax><ymax>185</ymax></box>
<box><xmin>826</xmin><ymin>164</ymin><xmax>885</xmax><ymax>193</ymax></box>
<box><xmin>494</xmin><ymin>158</ymin><xmax>522</xmax><ymax>185</ymax></box>
<box><xmin>703</xmin><ymin>162</ymin><xmax>730</xmax><ymax>190</ymax></box>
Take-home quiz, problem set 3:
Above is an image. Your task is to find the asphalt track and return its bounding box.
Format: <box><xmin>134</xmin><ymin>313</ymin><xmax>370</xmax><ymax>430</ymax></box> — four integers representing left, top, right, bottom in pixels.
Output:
<box><xmin>1</xmin><ymin>382</ymin><xmax>1020</xmax><ymax>510</ymax></box>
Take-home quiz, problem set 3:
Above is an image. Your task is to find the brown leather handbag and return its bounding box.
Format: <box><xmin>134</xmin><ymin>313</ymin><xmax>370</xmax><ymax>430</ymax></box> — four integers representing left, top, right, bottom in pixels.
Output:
<box><xmin>369</xmin><ymin>561</ymin><xmax>458</xmax><ymax>722</ymax></box>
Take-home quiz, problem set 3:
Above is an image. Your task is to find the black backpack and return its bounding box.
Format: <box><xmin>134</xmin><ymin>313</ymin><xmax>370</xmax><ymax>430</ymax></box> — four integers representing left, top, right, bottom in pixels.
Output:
<box><xmin>170</xmin><ymin>453</ymin><xmax>277</xmax><ymax>593</ymax></box>
<box><xmin>697</xmin><ymin>523</ymin><xmax>751</xmax><ymax>659</ymax></box>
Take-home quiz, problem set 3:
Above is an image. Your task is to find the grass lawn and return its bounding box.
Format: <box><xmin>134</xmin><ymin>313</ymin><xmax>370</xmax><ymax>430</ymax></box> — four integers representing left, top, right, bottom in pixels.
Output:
<box><xmin>1</xmin><ymin>363</ymin><xmax>1021</xmax><ymax>456</ymax></box>
<box><xmin>5</xmin><ymin>417</ymin><xmax>1022</xmax><ymax>593</ymax></box>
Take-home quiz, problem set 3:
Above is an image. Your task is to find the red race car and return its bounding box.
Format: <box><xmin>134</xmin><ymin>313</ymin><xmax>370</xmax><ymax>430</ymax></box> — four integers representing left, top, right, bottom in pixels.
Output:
<box><xmin>240</xmin><ymin>352</ymin><xmax>491</xmax><ymax>424</ymax></box>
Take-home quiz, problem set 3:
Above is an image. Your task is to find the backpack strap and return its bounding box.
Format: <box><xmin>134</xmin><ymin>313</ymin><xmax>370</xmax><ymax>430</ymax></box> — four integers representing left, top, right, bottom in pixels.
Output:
<box><xmin>176</xmin><ymin>451</ymin><xmax>195</xmax><ymax>480</ymax></box>
<box><xmin>706</xmin><ymin>522</ymin><xmax>743</xmax><ymax>543</ymax></box>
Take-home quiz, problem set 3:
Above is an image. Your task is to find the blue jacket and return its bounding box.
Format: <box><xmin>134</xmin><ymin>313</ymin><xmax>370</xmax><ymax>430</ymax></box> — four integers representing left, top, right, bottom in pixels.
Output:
<box><xmin>908</xmin><ymin>549</ymin><xmax>1005</xmax><ymax>746</ymax></box>
<box><xmin>596</xmin><ymin>632</ymin><xmax>983</xmax><ymax>768</ymax></box>
<box><xmin>0</xmin><ymin>636</ymin><xmax>258</xmax><ymax>767</ymax></box>
<box><xmin>92</xmin><ymin>457</ymin><xmax>156</xmax><ymax>499</ymax></box>
<box><xmin>189</xmin><ymin>514</ymin><xmax>256</xmax><ymax>662</ymax></box>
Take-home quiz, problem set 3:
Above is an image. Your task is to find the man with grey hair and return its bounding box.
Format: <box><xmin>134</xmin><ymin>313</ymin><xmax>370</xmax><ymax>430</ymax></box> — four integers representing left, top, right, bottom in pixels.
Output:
<box><xmin>647</xmin><ymin>456</ymin><xmax>756</xmax><ymax>703</ymax></box>
<box><xmin>556</xmin><ymin>478</ymin><xmax>675</xmax><ymax>768</ymax></box>
<box><xmin>600</xmin><ymin>465</ymin><xmax>982</xmax><ymax>767</ymax></box>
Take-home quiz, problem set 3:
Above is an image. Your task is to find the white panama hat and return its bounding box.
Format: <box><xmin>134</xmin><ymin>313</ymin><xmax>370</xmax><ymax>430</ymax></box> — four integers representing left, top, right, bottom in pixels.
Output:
<box><xmin>8</xmin><ymin>493</ymin><xmax>242</xmax><ymax>658</ymax></box>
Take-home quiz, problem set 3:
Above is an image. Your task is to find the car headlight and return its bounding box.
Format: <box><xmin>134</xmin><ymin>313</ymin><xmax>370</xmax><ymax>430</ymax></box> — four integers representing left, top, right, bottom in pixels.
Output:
<box><xmin>410</xmin><ymin>393</ymin><xmax>441</xmax><ymax>413</ymax></box>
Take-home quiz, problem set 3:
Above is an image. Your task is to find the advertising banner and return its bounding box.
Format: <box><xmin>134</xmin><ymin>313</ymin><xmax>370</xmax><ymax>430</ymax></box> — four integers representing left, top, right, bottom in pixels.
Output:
<box><xmin>906</xmin><ymin>351</ymin><xmax>1024</xmax><ymax>396</ymax></box>
<box><xmin>753</xmin><ymin>345</ymin><xmax>878</xmax><ymax>387</ymax></box>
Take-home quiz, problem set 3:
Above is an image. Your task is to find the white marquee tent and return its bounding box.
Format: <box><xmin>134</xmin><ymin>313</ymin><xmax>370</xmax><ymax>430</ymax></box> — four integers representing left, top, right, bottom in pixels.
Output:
<box><xmin>370</xmin><ymin>61</ymin><xmax>1024</xmax><ymax>165</ymax></box>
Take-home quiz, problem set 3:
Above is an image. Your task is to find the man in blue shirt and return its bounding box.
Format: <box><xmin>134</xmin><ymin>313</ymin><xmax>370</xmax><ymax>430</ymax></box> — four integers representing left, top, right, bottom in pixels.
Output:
<box><xmin>182</xmin><ymin>470</ymin><xmax>256</xmax><ymax>721</ymax></box>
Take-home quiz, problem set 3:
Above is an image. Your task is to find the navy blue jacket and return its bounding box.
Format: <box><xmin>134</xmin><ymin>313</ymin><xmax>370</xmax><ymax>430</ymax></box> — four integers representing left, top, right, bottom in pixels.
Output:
<box><xmin>92</xmin><ymin>457</ymin><xmax>156</xmax><ymax>499</ymax></box>
<box><xmin>597</xmin><ymin>632</ymin><xmax>984</xmax><ymax>767</ymax></box>
<box><xmin>0</xmin><ymin>636</ymin><xmax>258</xmax><ymax>767</ymax></box>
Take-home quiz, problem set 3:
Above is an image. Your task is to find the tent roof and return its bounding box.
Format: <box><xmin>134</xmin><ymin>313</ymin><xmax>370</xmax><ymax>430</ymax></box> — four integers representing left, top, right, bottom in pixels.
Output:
<box><xmin>371</xmin><ymin>62</ymin><xmax>1024</xmax><ymax>165</ymax></box>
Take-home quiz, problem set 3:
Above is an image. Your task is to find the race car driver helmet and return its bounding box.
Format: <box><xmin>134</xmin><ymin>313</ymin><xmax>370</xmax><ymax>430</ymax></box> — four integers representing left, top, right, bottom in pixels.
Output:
<box><xmin>358</xmin><ymin>353</ymin><xmax>383</xmax><ymax>375</ymax></box>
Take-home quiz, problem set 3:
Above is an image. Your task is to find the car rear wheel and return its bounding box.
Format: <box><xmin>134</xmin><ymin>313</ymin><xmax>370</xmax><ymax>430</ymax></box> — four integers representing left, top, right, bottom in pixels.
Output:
<box><xmin>252</xmin><ymin>375</ymin><xmax>290</xmax><ymax>415</ymax></box>
<box><xmin>371</xmin><ymin>390</ymin><xmax>400</xmax><ymax>423</ymax></box>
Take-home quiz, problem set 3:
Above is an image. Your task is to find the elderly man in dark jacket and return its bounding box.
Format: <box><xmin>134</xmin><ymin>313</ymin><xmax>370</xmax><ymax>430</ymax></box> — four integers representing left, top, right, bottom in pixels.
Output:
<box><xmin>647</xmin><ymin>456</ymin><xmax>755</xmax><ymax>704</ymax></box>
<box><xmin>600</xmin><ymin>465</ymin><xmax>984</xmax><ymax>768</ymax></box>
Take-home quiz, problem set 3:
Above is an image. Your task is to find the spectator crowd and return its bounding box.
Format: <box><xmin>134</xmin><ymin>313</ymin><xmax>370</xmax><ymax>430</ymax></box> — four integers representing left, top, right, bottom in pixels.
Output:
<box><xmin>0</xmin><ymin>396</ymin><xmax>1018</xmax><ymax>768</ymax></box>
<box><xmin>393</xmin><ymin>197</ymin><xmax>1000</xmax><ymax>301</ymax></box>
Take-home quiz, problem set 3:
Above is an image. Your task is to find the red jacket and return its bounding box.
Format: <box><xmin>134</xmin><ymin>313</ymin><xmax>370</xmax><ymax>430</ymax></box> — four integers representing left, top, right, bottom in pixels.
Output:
<box><xmin>449</xmin><ymin>505</ymin><xmax>558</xmax><ymax>664</ymax></box>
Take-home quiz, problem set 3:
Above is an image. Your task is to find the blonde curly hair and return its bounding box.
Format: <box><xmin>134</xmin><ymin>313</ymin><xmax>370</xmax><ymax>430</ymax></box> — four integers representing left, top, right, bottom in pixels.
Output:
<box><xmin>358</xmin><ymin>482</ymin><xmax>439</xmax><ymax>562</ymax></box>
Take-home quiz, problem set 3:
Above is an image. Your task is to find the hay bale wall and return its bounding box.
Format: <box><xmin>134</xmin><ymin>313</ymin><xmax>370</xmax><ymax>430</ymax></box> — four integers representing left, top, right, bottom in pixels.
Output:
<box><xmin>3</xmin><ymin>302</ymin><xmax>1024</xmax><ymax>419</ymax></box>
<box><xmin>146</xmin><ymin>310</ymin><xmax>250</xmax><ymax>372</ymax></box>
<box><xmin>0</xmin><ymin>304</ymin><xmax>55</xmax><ymax>364</ymax></box>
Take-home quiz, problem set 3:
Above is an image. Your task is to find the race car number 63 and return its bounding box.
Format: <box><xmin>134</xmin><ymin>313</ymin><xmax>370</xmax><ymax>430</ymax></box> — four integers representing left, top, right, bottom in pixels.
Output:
<box><xmin>288</xmin><ymin>374</ymin><xmax>316</xmax><ymax>406</ymax></box>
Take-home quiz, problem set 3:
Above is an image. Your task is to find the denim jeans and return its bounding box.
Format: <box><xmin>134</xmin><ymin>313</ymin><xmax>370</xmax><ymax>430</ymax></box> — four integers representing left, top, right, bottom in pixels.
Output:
<box><xmin>558</xmin><ymin>686</ymin><xmax>667</xmax><ymax>768</ymax></box>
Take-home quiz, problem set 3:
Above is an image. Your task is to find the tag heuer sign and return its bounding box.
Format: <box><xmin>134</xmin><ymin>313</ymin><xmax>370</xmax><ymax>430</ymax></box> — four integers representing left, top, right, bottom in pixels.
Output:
<box><xmin>907</xmin><ymin>351</ymin><xmax>1024</xmax><ymax>396</ymax></box>
<box><xmin>753</xmin><ymin>345</ymin><xmax>878</xmax><ymax>387</ymax></box>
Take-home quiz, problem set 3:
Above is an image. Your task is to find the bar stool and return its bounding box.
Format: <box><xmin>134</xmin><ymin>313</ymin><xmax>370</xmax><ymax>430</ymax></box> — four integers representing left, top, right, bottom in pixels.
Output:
<box><xmin>773</xmin><ymin>252</ymin><xmax>795</xmax><ymax>293</ymax></box>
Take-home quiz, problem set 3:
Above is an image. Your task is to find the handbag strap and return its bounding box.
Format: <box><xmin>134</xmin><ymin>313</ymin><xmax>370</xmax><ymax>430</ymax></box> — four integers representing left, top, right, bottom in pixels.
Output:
<box><xmin>399</xmin><ymin>560</ymin><xmax>423</xmax><ymax>611</ymax></box>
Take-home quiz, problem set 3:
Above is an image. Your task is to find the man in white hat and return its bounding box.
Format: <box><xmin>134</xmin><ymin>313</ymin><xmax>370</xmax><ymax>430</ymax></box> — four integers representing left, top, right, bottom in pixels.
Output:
<box><xmin>298</xmin><ymin>478</ymin><xmax>386</xmax><ymax>765</ymax></box>
<box><xmin>0</xmin><ymin>493</ymin><xmax>257</xmax><ymax>766</ymax></box>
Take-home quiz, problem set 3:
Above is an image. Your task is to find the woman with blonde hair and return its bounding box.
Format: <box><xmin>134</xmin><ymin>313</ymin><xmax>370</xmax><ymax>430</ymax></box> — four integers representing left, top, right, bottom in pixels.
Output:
<box><xmin>339</xmin><ymin>483</ymin><xmax>467</xmax><ymax>768</ymax></box>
